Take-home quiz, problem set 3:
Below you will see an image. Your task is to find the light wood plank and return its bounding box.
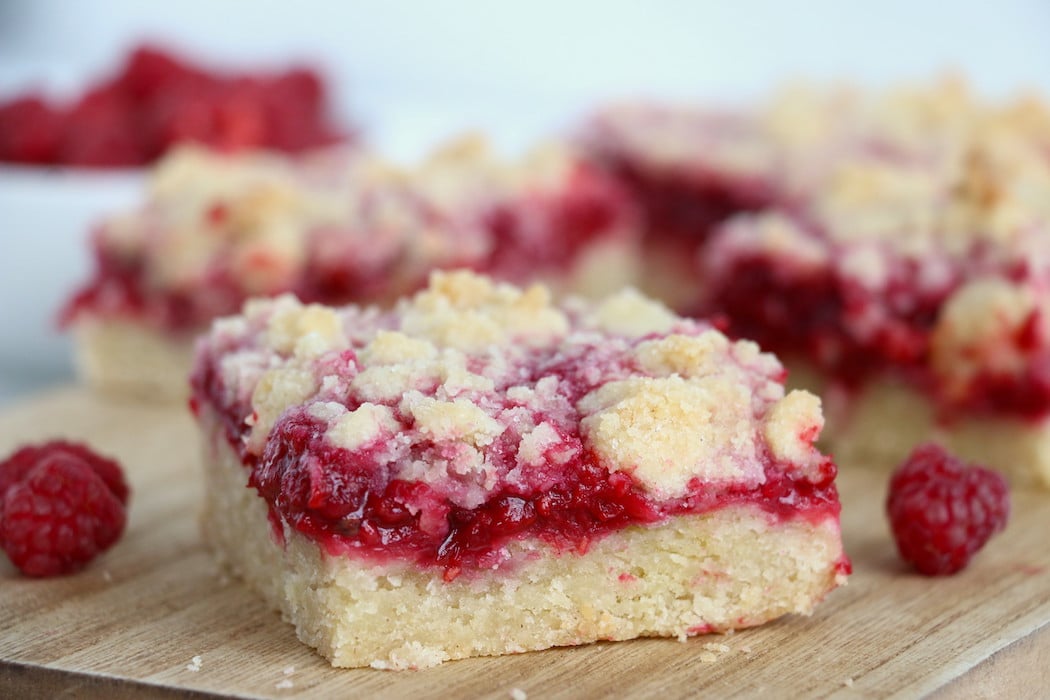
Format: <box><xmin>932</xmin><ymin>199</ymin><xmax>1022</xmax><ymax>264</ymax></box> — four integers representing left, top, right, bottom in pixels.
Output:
<box><xmin>0</xmin><ymin>387</ymin><xmax>1047</xmax><ymax>698</ymax></box>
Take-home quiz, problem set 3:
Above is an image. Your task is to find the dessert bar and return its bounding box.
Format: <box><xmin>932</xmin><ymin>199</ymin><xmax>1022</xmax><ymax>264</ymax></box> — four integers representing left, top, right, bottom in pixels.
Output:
<box><xmin>583</xmin><ymin>79</ymin><xmax>1050</xmax><ymax>486</ymax></box>
<box><xmin>64</xmin><ymin>138</ymin><xmax>637</xmax><ymax>398</ymax></box>
<box><xmin>190</xmin><ymin>271</ymin><xmax>848</xmax><ymax>668</ymax></box>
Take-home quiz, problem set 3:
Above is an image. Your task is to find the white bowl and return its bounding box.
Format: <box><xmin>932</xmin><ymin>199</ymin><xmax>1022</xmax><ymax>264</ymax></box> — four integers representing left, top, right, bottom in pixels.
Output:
<box><xmin>0</xmin><ymin>165</ymin><xmax>144</xmax><ymax>404</ymax></box>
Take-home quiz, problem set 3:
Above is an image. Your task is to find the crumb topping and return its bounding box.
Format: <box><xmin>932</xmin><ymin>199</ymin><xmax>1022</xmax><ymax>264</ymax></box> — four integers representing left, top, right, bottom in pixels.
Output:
<box><xmin>578</xmin><ymin>375</ymin><xmax>762</xmax><ymax>498</ymax></box>
<box><xmin>325</xmin><ymin>403</ymin><xmax>400</xmax><ymax>452</ymax></box>
<box><xmin>588</xmin><ymin>288</ymin><xmax>677</xmax><ymax>337</ymax></box>
<box><xmin>415</xmin><ymin>134</ymin><xmax>575</xmax><ymax>210</ymax></box>
<box><xmin>248</xmin><ymin>366</ymin><xmax>319</xmax><ymax>453</ymax></box>
<box><xmin>763</xmin><ymin>391</ymin><xmax>826</xmax><ymax>480</ymax></box>
<box><xmin>361</xmin><ymin>331</ymin><xmax>438</xmax><ymax>365</ymax></box>
<box><xmin>403</xmin><ymin>394</ymin><xmax>504</xmax><ymax>447</ymax></box>
<box><xmin>70</xmin><ymin>136</ymin><xmax>634</xmax><ymax>333</ymax></box>
<box><xmin>266</xmin><ymin>298</ymin><xmax>347</xmax><ymax>358</ymax></box>
<box><xmin>586</xmin><ymin>78</ymin><xmax>1050</xmax><ymax>260</ymax></box>
<box><xmin>118</xmin><ymin>146</ymin><xmax>367</xmax><ymax>292</ymax></box>
<box><xmin>196</xmin><ymin>271</ymin><xmax>829</xmax><ymax>511</ymax></box>
<box><xmin>400</xmin><ymin>272</ymin><xmax>570</xmax><ymax>352</ymax></box>
<box><xmin>930</xmin><ymin>278</ymin><xmax>1041</xmax><ymax>399</ymax></box>
<box><xmin>117</xmin><ymin>144</ymin><xmax>490</xmax><ymax>294</ymax></box>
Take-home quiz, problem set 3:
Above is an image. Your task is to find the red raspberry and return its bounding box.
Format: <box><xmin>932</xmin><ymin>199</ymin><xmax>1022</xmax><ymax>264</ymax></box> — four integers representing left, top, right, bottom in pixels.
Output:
<box><xmin>886</xmin><ymin>443</ymin><xmax>1009</xmax><ymax>576</ymax></box>
<box><xmin>0</xmin><ymin>441</ymin><xmax>129</xmax><ymax>508</ymax></box>
<box><xmin>118</xmin><ymin>44</ymin><xmax>203</xmax><ymax>100</ymax></box>
<box><xmin>0</xmin><ymin>95</ymin><xmax>63</xmax><ymax>163</ymax></box>
<box><xmin>0</xmin><ymin>442</ymin><xmax>129</xmax><ymax>577</ymax></box>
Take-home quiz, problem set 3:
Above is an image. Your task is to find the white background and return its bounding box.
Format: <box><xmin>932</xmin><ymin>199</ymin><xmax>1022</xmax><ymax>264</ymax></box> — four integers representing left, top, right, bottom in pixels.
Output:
<box><xmin>3</xmin><ymin>0</ymin><xmax>1050</xmax><ymax>403</ymax></box>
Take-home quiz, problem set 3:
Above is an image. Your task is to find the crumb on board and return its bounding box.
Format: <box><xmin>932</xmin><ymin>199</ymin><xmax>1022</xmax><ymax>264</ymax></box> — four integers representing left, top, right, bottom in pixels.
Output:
<box><xmin>186</xmin><ymin>655</ymin><xmax>202</xmax><ymax>672</ymax></box>
<box><xmin>276</xmin><ymin>679</ymin><xmax>294</xmax><ymax>690</ymax></box>
<box><xmin>697</xmin><ymin>640</ymin><xmax>732</xmax><ymax>663</ymax></box>
<box><xmin>844</xmin><ymin>678</ymin><xmax>854</xmax><ymax>687</ymax></box>
<box><xmin>283</xmin><ymin>665</ymin><xmax>296</xmax><ymax>675</ymax></box>
<box><xmin>509</xmin><ymin>688</ymin><xmax>528</xmax><ymax>700</ymax></box>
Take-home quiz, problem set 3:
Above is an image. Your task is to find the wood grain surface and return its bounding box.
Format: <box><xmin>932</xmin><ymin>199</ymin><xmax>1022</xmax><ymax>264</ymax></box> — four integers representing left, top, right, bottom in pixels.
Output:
<box><xmin>0</xmin><ymin>387</ymin><xmax>1047</xmax><ymax>699</ymax></box>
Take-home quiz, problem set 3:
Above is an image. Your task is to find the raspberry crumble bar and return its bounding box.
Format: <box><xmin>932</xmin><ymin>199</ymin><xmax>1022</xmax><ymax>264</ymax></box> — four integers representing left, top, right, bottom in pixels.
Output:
<box><xmin>63</xmin><ymin>137</ymin><xmax>637</xmax><ymax>398</ymax></box>
<box><xmin>189</xmin><ymin>271</ymin><xmax>848</xmax><ymax>669</ymax></box>
<box><xmin>583</xmin><ymin>79</ymin><xmax>1050</xmax><ymax>487</ymax></box>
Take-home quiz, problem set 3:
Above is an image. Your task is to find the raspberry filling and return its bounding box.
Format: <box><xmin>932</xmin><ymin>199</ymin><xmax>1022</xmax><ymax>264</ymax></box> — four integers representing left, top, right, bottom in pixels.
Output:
<box><xmin>704</xmin><ymin>246</ymin><xmax>1050</xmax><ymax>421</ymax></box>
<box><xmin>61</xmin><ymin>226</ymin><xmax>429</xmax><ymax>334</ymax></box>
<box><xmin>591</xmin><ymin>142</ymin><xmax>1050</xmax><ymax>421</ymax></box>
<box><xmin>944</xmin><ymin>309</ymin><xmax>1050</xmax><ymax>420</ymax></box>
<box><xmin>957</xmin><ymin>357</ymin><xmax>1050</xmax><ymax>419</ymax></box>
<box><xmin>246</xmin><ymin>409</ymin><xmax>840</xmax><ymax>581</ymax></box>
<box><xmin>60</xmin><ymin>237</ymin><xmax>239</xmax><ymax>333</ymax></box>
<box><xmin>601</xmin><ymin>157</ymin><xmax>775</xmax><ymax>244</ymax></box>
<box><xmin>481</xmin><ymin>165</ymin><xmax>630</xmax><ymax>279</ymax></box>
<box><xmin>705</xmin><ymin>254</ymin><xmax>941</xmax><ymax>388</ymax></box>
<box><xmin>251</xmin><ymin>410</ymin><xmax>660</xmax><ymax>579</ymax></box>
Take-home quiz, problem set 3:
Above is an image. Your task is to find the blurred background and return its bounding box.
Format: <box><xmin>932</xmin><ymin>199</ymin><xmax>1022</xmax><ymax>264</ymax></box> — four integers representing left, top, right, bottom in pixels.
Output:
<box><xmin>2</xmin><ymin>0</ymin><xmax>1050</xmax><ymax>405</ymax></box>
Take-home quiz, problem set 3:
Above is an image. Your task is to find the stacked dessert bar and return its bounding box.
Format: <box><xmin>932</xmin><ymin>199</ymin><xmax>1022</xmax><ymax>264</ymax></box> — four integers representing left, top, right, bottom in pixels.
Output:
<box><xmin>583</xmin><ymin>79</ymin><xmax>1050</xmax><ymax>487</ymax></box>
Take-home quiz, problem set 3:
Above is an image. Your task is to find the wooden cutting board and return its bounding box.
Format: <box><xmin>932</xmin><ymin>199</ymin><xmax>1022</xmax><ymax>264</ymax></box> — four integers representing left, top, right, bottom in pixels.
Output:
<box><xmin>0</xmin><ymin>387</ymin><xmax>1047</xmax><ymax>699</ymax></box>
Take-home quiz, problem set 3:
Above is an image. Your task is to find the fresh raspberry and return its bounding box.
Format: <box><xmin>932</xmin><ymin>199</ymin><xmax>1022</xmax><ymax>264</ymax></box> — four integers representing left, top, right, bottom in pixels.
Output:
<box><xmin>886</xmin><ymin>443</ymin><xmax>1009</xmax><ymax>576</ymax></box>
<box><xmin>0</xmin><ymin>441</ymin><xmax>129</xmax><ymax>509</ymax></box>
<box><xmin>0</xmin><ymin>442</ymin><xmax>129</xmax><ymax>577</ymax></box>
<box><xmin>0</xmin><ymin>95</ymin><xmax>63</xmax><ymax>163</ymax></box>
<box><xmin>1</xmin><ymin>44</ymin><xmax>347</xmax><ymax>167</ymax></box>
<box><xmin>118</xmin><ymin>44</ymin><xmax>202</xmax><ymax>100</ymax></box>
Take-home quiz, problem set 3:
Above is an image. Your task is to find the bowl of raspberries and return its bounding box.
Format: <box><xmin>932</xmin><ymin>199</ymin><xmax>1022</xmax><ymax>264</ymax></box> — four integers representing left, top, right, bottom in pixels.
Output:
<box><xmin>0</xmin><ymin>42</ymin><xmax>354</xmax><ymax>394</ymax></box>
<box><xmin>0</xmin><ymin>43</ymin><xmax>350</xmax><ymax>169</ymax></box>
